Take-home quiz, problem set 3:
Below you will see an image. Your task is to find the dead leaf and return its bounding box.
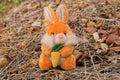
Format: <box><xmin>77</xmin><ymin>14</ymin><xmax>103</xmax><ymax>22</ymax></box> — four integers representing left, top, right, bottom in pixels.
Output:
<box><xmin>114</xmin><ymin>40</ymin><xmax>120</xmax><ymax>45</ymax></box>
<box><xmin>95</xmin><ymin>20</ymin><xmax>104</xmax><ymax>28</ymax></box>
<box><xmin>110</xmin><ymin>47</ymin><xmax>120</xmax><ymax>51</ymax></box>
<box><xmin>106</xmin><ymin>34</ymin><xmax>118</xmax><ymax>44</ymax></box>
<box><xmin>73</xmin><ymin>50</ymin><xmax>82</xmax><ymax>61</ymax></box>
<box><xmin>87</xmin><ymin>21</ymin><xmax>96</xmax><ymax>28</ymax></box>
<box><xmin>100</xmin><ymin>35</ymin><xmax>107</xmax><ymax>42</ymax></box>
<box><xmin>109</xmin><ymin>43</ymin><xmax>115</xmax><ymax>47</ymax></box>
<box><xmin>106</xmin><ymin>27</ymin><xmax>120</xmax><ymax>45</ymax></box>
<box><xmin>100</xmin><ymin>43</ymin><xmax>108</xmax><ymax>50</ymax></box>
<box><xmin>84</xmin><ymin>21</ymin><xmax>97</xmax><ymax>33</ymax></box>
<box><xmin>109</xmin><ymin>27</ymin><xmax>119</xmax><ymax>35</ymax></box>
<box><xmin>84</xmin><ymin>27</ymin><xmax>97</xmax><ymax>34</ymax></box>
<box><xmin>102</xmin><ymin>28</ymin><xmax>120</xmax><ymax>51</ymax></box>
<box><xmin>98</xmin><ymin>29</ymin><xmax>107</xmax><ymax>35</ymax></box>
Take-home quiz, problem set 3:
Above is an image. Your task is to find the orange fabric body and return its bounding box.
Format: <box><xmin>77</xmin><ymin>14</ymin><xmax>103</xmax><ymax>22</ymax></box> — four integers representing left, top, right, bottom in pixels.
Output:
<box><xmin>60</xmin><ymin>45</ymin><xmax>74</xmax><ymax>57</ymax></box>
<box><xmin>46</xmin><ymin>22</ymin><xmax>72</xmax><ymax>35</ymax></box>
<box><xmin>39</xmin><ymin>53</ymin><xmax>52</xmax><ymax>70</ymax></box>
<box><xmin>39</xmin><ymin>44</ymin><xmax>76</xmax><ymax>70</ymax></box>
<box><xmin>60</xmin><ymin>54</ymin><xmax>76</xmax><ymax>70</ymax></box>
<box><xmin>41</xmin><ymin>44</ymin><xmax>52</xmax><ymax>56</ymax></box>
<box><xmin>39</xmin><ymin>4</ymin><xmax>76</xmax><ymax>70</ymax></box>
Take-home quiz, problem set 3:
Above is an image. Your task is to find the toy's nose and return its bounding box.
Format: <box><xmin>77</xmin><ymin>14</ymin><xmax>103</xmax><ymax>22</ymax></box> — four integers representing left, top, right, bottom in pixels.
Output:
<box><xmin>58</xmin><ymin>35</ymin><xmax>63</xmax><ymax>39</ymax></box>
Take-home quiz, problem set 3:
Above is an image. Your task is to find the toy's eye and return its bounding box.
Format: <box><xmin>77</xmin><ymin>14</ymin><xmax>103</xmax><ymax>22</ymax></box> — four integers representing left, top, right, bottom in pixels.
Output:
<box><xmin>51</xmin><ymin>32</ymin><xmax>54</xmax><ymax>35</ymax></box>
<box><xmin>64</xmin><ymin>31</ymin><xmax>67</xmax><ymax>35</ymax></box>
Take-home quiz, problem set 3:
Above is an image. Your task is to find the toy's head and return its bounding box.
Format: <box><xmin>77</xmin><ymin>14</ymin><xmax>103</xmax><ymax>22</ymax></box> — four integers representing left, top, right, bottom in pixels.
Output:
<box><xmin>41</xmin><ymin>4</ymin><xmax>78</xmax><ymax>48</ymax></box>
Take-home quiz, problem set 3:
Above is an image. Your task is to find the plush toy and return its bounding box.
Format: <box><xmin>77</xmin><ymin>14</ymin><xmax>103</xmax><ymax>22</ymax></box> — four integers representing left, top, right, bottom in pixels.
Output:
<box><xmin>39</xmin><ymin>4</ymin><xmax>78</xmax><ymax>70</ymax></box>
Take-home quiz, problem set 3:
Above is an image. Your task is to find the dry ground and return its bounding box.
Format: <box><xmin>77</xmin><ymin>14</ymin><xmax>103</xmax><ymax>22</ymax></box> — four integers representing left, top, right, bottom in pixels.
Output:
<box><xmin>0</xmin><ymin>0</ymin><xmax>120</xmax><ymax>80</ymax></box>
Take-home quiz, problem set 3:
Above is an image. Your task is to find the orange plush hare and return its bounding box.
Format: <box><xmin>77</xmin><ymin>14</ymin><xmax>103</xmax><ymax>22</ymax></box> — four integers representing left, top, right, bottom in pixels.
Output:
<box><xmin>39</xmin><ymin>4</ymin><xmax>78</xmax><ymax>70</ymax></box>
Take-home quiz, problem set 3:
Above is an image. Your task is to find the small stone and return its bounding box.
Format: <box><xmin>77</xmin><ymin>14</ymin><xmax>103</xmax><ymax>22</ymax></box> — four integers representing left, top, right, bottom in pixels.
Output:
<box><xmin>116</xmin><ymin>11</ymin><xmax>120</xmax><ymax>19</ymax></box>
<box><xmin>32</xmin><ymin>21</ymin><xmax>41</xmax><ymax>28</ymax></box>
<box><xmin>17</xmin><ymin>27</ymin><xmax>23</xmax><ymax>33</ymax></box>
<box><xmin>0</xmin><ymin>57</ymin><xmax>8</xmax><ymax>67</ymax></box>
<box><xmin>0</xmin><ymin>49</ymin><xmax>9</xmax><ymax>56</ymax></box>
<box><xmin>72</xmin><ymin>3</ymin><xmax>78</xmax><ymax>8</ymax></box>
<box><xmin>79</xmin><ymin>18</ymin><xmax>88</xmax><ymax>24</ymax></box>
<box><xmin>92</xmin><ymin>32</ymin><xmax>100</xmax><ymax>41</ymax></box>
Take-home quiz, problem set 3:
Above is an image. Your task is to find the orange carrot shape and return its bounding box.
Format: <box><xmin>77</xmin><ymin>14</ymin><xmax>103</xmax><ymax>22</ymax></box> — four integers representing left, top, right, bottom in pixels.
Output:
<box><xmin>51</xmin><ymin>44</ymin><xmax>63</xmax><ymax>67</ymax></box>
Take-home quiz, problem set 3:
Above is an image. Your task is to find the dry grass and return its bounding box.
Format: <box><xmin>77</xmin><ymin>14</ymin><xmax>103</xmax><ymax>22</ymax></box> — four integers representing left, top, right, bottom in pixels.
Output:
<box><xmin>0</xmin><ymin>0</ymin><xmax>120</xmax><ymax>80</ymax></box>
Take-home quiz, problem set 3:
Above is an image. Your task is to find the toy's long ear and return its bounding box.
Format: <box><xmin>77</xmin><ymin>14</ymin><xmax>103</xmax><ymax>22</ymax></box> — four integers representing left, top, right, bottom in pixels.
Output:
<box><xmin>56</xmin><ymin>4</ymin><xmax>68</xmax><ymax>23</ymax></box>
<box><xmin>44</xmin><ymin>6</ymin><xmax>57</xmax><ymax>24</ymax></box>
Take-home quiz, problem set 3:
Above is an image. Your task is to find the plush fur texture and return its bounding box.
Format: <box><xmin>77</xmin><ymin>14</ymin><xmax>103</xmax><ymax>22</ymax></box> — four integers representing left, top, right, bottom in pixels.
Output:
<box><xmin>41</xmin><ymin>32</ymin><xmax>78</xmax><ymax>49</ymax></box>
<box><xmin>60</xmin><ymin>55</ymin><xmax>76</xmax><ymax>70</ymax></box>
<box><xmin>54</xmin><ymin>33</ymin><xmax>67</xmax><ymax>44</ymax></box>
<box><xmin>41</xmin><ymin>34</ymin><xmax>54</xmax><ymax>48</ymax></box>
<box><xmin>39</xmin><ymin>4</ymin><xmax>78</xmax><ymax>70</ymax></box>
<box><xmin>39</xmin><ymin>53</ymin><xmax>52</xmax><ymax>70</ymax></box>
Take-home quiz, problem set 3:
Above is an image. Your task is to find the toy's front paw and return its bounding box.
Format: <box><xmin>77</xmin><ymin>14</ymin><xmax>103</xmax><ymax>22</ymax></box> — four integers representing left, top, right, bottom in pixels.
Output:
<box><xmin>39</xmin><ymin>53</ymin><xmax>52</xmax><ymax>70</ymax></box>
<box><xmin>41</xmin><ymin>44</ymin><xmax>52</xmax><ymax>57</ymax></box>
<box><xmin>59</xmin><ymin>45</ymin><xmax>74</xmax><ymax>57</ymax></box>
<box><xmin>60</xmin><ymin>54</ymin><xmax>76</xmax><ymax>70</ymax></box>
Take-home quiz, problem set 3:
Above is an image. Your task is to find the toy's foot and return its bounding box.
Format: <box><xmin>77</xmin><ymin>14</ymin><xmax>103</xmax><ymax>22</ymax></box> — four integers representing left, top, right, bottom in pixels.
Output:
<box><xmin>39</xmin><ymin>53</ymin><xmax>52</xmax><ymax>70</ymax></box>
<box><xmin>60</xmin><ymin>55</ymin><xmax>76</xmax><ymax>70</ymax></box>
